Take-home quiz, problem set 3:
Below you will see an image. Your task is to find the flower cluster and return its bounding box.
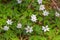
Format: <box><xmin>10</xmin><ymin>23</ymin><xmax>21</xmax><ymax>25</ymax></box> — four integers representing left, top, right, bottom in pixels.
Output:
<box><xmin>38</xmin><ymin>0</ymin><xmax>60</xmax><ymax>17</ymax></box>
<box><xmin>3</xmin><ymin>19</ymin><xmax>33</xmax><ymax>33</ymax></box>
<box><xmin>1</xmin><ymin>0</ymin><xmax>60</xmax><ymax>34</ymax></box>
<box><xmin>38</xmin><ymin>1</ymin><xmax>49</xmax><ymax>16</ymax></box>
<box><xmin>2</xmin><ymin>14</ymin><xmax>50</xmax><ymax>33</ymax></box>
<box><xmin>2</xmin><ymin>10</ymin><xmax>60</xmax><ymax>33</ymax></box>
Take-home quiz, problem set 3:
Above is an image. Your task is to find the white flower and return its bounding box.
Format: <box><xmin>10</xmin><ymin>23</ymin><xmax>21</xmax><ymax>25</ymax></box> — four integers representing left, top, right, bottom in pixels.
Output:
<box><xmin>38</xmin><ymin>0</ymin><xmax>42</xmax><ymax>4</ymax></box>
<box><xmin>39</xmin><ymin>5</ymin><xmax>45</xmax><ymax>11</ymax></box>
<box><xmin>31</xmin><ymin>14</ymin><xmax>37</xmax><ymax>22</ymax></box>
<box><xmin>6</xmin><ymin>19</ymin><xmax>13</xmax><ymax>25</ymax></box>
<box><xmin>55</xmin><ymin>12</ymin><xmax>60</xmax><ymax>17</ymax></box>
<box><xmin>17</xmin><ymin>23</ymin><xmax>22</xmax><ymax>28</ymax></box>
<box><xmin>3</xmin><ymin>26</ymin><xmax>9</xmax><ymax>31</ymax></box>
<box><xmin>43</xmin><ymin>10</ymin><xmax>49</xmax><ymax>16</ymax></box>
<box><xmin>25</xmin><ymin>26</ymin><xmax>33</xmax><ymax>33</ymax></box>
<box><xmin>17</xmin><ymin>0</ymin><xmax>22</xmax><ymax>3</ymax></box>
<box><xmin>42</xmin><ymin>25</ymin><xmax>50</xmax><ymax>32</ymax></box>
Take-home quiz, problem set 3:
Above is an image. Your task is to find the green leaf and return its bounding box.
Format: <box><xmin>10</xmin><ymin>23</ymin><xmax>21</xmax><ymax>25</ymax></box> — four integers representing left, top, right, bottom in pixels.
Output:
<box><xmin>33</xmin><ymin>25</ymin><xmax>41</xmax><ymax>35</ymax></box>
<box><xmin>29</xmin><ymin>35</ymin><xmax>41</xmax><ymax>40</ymax></box>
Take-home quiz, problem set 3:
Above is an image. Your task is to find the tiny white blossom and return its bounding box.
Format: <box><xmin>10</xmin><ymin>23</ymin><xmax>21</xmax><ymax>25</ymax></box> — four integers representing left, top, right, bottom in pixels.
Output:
<box><xmin>25</xmin><ymin>26</ymin><xmax>33</xmax><ymax>33</ymax></box>
<box><xmin>38</xmin><ymin>0</ymin><xmax>42</xmax><ymax>4</ymax></box>
<box><xmin>17</xmin><ymin>23</ymin><xmax>22</xmax><ymax>28</ymax></box>
<box><xmin>3</xmin><ymin>26</ymin><xmax>9</xmax><ymax>31</ymax></box>
<box><xmin>6</xmin><ymin>19</ymin><xmax>13</xmax><ymax>25</ymax></box>
<box><xmin>39</xmin><ymin>5</ymin><xmax>45</xmax><ymax>11</ymax></box>
<box><xmin>55</xmin><ymin>12</ymin><xmax>60</xmax><ymax>17</ymax></box>
<box><xmin>43</xmin><ymin>10</ymin><xmax>49</xmax><ymax>16</ymax></box>
<box><xmin>31</xmin><ymin>14</ymin><xmax>37</xmax><ymax>22</ymax></box>
<box><xmin>17</xmin><ymin>0</ymin><xmax>22</xmax><ymax>3</ymax></box>
<box><xmin>42</xmin><ymin>25</ymin><xmax>50</xmax><ymax>32</ymax></box>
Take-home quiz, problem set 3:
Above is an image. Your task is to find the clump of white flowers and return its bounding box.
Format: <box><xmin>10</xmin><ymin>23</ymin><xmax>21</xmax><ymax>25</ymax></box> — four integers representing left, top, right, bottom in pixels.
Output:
<box><xmin>38</xmin><ymin>0</ymin><xmax>43</xmax><ymax>4</ymax></box>
<box><xmin>25</xmin><ymin>26</ymin><xmax>33</xmax><ymax>33</ymax></box>
<box><xmin>17</xmin><ymin>0</ymin><xmax>22</xmax><ymax>3</ymax></box>
<box><xmin>43</xmin><ymin>10</ymin><xmax>49</xmax><ymax>16</ymax></box>
<box><xmin>42</xmin><ymin>25</ymin><xmax>50</xmax><ymax>32</ymax></box>
<box><xmin>31</xmin><ymin>14</ymin><xmax>37</xmax><ymax>22</ymax></box>
<box><xmin>3</xmin><ymin>26</ymin><xmax>9</xmax><ymax>31</ymax></box>
<box><xmin>17</xmin><ymin>23</ymin><xmax>22</xmax><ymax>28</ymax></box>
<box><xmin>6</xmin><ymin>19</ymin><xmax>13</xmax><ymax>25</ymax></box>
<box><xmin>55</xmin><ymin>12</ymin><xmax>60</xmax><ymax>17</ymax></box>
<box><xmin>39</xmin><ymin>5</ymin><xmax>45</xmax><ymax>11</ymax></box>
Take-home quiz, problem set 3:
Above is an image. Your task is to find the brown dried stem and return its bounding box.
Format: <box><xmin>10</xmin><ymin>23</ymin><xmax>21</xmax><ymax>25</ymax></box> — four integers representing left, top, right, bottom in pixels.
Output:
<box><xmin>51</xmin><ymin>0</ymin><xmax>60</xmax><ymax>11</ymax></box>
